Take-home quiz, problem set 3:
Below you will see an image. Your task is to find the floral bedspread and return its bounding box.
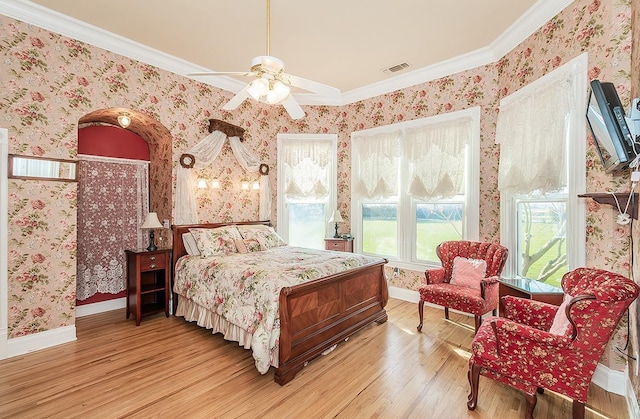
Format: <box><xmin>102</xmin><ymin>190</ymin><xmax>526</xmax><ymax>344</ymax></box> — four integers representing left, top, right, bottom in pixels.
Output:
<box><xmin>173</xmin><ymin>246</ymin><xmax>384</xmax><ymax>374</ymax></box>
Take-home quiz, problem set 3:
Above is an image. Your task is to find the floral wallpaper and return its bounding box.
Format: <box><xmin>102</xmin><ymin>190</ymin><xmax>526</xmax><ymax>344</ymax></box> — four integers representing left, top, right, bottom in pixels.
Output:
<box><xmin>1</xmin><ymin>0</ymin><xmax>639</xmax><ymax>401</ymax></box>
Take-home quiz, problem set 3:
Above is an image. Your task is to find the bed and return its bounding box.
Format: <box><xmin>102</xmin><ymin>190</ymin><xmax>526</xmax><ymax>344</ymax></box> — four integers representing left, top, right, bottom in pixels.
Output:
<box><xmin>171</xmin><ymin>221</ymin><xmax>389</xmax><ymax>385</ymax></box>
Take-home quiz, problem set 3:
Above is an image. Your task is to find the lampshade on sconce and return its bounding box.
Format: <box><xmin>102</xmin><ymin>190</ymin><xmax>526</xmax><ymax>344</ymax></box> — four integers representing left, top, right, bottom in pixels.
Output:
<box><xmin>197</xmin><ymin>179</ymin><xmax>208</xmax><ymax>189</ymax></box>
<box><xmin>329</xmin><ymin>210</ymin><xmax>344</xmax><ymax>238</ymax></box>
<box><xmin>117</xmin><ymin>112</ymin><xmax>131</xmax><ymax>128</ymax></box>
<box><xmin>140</xmin><ymin>212</ymin><xmax>163</xmax><ymax>251</ymax></box>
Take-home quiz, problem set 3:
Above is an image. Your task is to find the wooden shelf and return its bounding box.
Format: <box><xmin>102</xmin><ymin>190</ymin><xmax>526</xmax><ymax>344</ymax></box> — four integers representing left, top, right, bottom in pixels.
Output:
<box><xmin>578</xmin><ymin>193</ymin><xmax>639</xmax><ymax>220</ymax></box>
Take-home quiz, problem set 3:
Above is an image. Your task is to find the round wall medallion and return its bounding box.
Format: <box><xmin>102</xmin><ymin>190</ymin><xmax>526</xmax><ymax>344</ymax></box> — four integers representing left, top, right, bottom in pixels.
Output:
<box><xmin>179</xmin><ymin>153</ymin><xmax>195</xmax><ymax>168</ymax></box>
<box><xmin>259</xmin><ymin>163</ymin><xmax>269</xmax><ymax>175</ymax></box>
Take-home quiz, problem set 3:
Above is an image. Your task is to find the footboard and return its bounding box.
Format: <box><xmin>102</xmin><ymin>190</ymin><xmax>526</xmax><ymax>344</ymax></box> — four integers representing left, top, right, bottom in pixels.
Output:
<box><xmin>275</xmin><ymin>259</ymin><xmax>388</xmax><ymax>385</ymax></box>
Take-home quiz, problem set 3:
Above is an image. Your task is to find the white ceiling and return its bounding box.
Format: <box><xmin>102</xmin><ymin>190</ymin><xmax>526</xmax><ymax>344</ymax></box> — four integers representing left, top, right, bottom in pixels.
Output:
<box><xmin>3</xmin><ymin>0</ymin><xmax>572</xmax><ymax>105</ymax></box>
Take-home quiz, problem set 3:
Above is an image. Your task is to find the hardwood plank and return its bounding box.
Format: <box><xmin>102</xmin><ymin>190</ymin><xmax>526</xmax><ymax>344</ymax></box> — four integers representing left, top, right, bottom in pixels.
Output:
<box><xmin>0</xmin><ymin>299</ymin><xmax>629</xmax><ymax>418</ymax></box>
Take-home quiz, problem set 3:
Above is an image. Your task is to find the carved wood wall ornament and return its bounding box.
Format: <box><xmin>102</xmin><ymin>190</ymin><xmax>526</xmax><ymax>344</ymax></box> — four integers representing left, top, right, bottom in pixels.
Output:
<box><xmin>208</xmin><ymin>119</ymin><xmax>245</xmax><ymax>141</ymax></box>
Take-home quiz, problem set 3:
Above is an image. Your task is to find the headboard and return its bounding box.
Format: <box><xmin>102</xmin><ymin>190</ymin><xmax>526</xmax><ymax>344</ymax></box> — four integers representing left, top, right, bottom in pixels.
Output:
<box><xmin>171</xmin><ymin>220</ymin><xmax>271</xmax><ymax>270</ymax></box>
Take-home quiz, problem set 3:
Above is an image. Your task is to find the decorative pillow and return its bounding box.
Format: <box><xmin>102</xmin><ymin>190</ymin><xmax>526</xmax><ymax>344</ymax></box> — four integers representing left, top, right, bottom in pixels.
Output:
<box><xmin>237</xmin><ymin>225</ymin><xmax>287</xmax><ymax>250</ymax></box>
<box><xmin>182</xmin><ymin>232</ymin><xmax>200</xmax><ymax>256</ymax></box>
<box><xmin>450</xmin><ymin>257</ymin><xmax>487</xmax><ymax>290</ymax></box>
<box><xmin>189</xmin><ymin>226</ymin><xmax>242</xmax><ymax>257</ymax></box>
<box><xmin>235</xmin><ymin>238</ymin><xmax>263</xmax><ymax>254</ymax></box>
<box><xmin>549</xmin><ymin>293</ymin><xmax>573</xmax><ymax>336</ymax></box>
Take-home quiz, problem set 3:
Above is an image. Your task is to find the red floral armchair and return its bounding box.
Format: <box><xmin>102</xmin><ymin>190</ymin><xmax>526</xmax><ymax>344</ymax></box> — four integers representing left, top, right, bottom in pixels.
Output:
<box><xmin>467</xmin><ymin>267</ymin><xmax>640</xmax><ymax>419</ymax></box>
<box><xmin>417</xmin><ymin>241</ymin><xmax>508</xmax><ymax>333</ymax></box>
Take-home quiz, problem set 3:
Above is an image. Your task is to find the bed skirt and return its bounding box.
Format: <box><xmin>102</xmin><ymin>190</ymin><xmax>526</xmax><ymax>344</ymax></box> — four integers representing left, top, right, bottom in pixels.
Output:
<box><xmin>175</xmin><ymin>295</ymin><xmax>279</xmax><ymax>368</ymax></box>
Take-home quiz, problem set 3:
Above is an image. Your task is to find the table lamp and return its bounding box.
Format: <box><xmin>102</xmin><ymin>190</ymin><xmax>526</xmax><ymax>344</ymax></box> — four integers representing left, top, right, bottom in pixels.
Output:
<box><xmin>141</xmin><ymin>212</ymin><xmax>163</xmax><ymax>251</ymax></box>
<box><xmin>329</xmin><ymin>210</ymin><xmax>344</xmax><ymax>238</ymax></box>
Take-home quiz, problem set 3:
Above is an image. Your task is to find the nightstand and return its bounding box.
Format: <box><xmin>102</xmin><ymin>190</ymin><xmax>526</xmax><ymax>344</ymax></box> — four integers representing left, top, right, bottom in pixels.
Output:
<box><xmin>125</xmin><ymin>248</ymin><xmax>171</xmax><ymax>325</ymax></box>
<box><xmin>324</xmin><ymin>238</ymin><xmax>354</xmax><ymax>252</ymax></box>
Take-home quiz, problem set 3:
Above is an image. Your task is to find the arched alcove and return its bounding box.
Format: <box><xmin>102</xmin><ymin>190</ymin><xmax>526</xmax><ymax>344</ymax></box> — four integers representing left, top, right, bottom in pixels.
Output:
<box><xmin>78</xmin><ymin>108</ymin><xmax>173</xmax><ymax>223</ymax></box>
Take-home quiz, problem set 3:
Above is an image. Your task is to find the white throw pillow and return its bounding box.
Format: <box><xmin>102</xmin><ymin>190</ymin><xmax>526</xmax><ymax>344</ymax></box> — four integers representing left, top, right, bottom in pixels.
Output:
<box><xmin>182</xmin><ymin>232</ymin><xmax>200</xmax><ymax>256</ymax></box>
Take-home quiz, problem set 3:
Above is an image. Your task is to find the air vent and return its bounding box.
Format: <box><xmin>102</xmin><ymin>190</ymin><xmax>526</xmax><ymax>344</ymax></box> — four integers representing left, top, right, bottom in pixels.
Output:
<box><xmin>381</xmin><ymin>62</ymin><xmax>410</xmax><ymax>74</ymax></box>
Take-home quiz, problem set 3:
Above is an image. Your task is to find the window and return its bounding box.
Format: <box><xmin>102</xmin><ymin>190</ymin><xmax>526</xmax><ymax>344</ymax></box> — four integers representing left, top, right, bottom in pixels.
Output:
<box><xmin>277</xmin><ymin>134</ymin><xmax>337</xmax><ymax>249</ymax></box>
<box><xmin>352</xmin><ymin>108</ymin><xmax>480</xmax><ymax>269</ymax></box>
<box><xmin>498</xmin><ymin>54</ymin><xmax>587</xmax><ymax>287</ymax></box>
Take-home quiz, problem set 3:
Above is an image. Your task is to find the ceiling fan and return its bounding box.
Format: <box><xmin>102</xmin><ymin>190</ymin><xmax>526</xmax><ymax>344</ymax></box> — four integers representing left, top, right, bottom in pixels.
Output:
<box><xmin>189</xmin><ymin>0</ymin><xmax>339</xmax><ymax>120</ymax></box>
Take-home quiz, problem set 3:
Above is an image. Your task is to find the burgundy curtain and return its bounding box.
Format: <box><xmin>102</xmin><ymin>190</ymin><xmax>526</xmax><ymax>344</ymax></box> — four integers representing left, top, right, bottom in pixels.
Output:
<box><xmin>76</xmin><ymin>156</ymin><xmax>148</xmax><ymax>301</ymax></box>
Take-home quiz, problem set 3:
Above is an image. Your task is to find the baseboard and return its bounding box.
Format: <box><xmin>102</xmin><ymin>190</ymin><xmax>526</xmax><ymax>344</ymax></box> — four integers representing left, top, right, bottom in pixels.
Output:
<box><xmin>76</xmin><ymin>297</ymin><xmax>126</xmax><ymax>317</ymax></box>
<box><xmin>7</xmin><ymin>325</ymin><xmax>76</xmax><ymax>358</ymax></box>
<box><xmin>592</xmin><ymin>363</ymin><xmax>625</xmax><ymax>396</ymax></box>
<box><xmin>389</xmin><ymin>286</ymin><xmax>419</xmax><ymax>303</ymax></box>
<box><xmin>626</xmin><ymin>369</ymin><xmax>640</xmax><ymax>419</ymax></box>
<box><xmin>0</xmin><ymin>326</ymin><xmax>7</xmax><ymax>359</ymax></box>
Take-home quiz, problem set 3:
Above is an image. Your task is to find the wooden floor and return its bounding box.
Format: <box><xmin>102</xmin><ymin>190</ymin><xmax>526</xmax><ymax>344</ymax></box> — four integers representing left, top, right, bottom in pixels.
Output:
<box><xmin>0</xmin><ymin>299</ymin><xmax>629</xmax><ymax>418</ymax></box>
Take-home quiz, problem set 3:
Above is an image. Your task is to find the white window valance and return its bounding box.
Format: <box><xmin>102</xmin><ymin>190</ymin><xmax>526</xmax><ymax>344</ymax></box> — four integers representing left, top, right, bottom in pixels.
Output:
<box><xmin>405</xmin><ymin>119</ymin><xmax>470</xmax><ymax>199</ymax></box>
<box><xmin>496</xmin><ymin>74</ymin><xmax>574</xmax><ymax>194</ymax></box>
<box><xmin>281</xmin><ymin>138</ymin><xmax>332</xmax><ymax>200</ymax></box>
<box><xmin>352</xmin><ymin>130</ymin><xmax>401</xmax><ymax>199</ymax></box>
<box><xmin>175</xmin><ymin>130</ymin><xmax>271</xmax><ymax>224</ymax></box>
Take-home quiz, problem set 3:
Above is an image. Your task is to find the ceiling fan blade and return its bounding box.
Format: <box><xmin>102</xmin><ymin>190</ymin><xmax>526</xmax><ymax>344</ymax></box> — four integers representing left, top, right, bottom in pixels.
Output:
<box><xmin>283</xmin><ymin>73</ymin><xmax>340</xmax><ymax>96</ymax></box>
<box><xmin>188</xmin><ymin>71</ymin><xmax>255</xmax><ymax>77</ymax></box>
<box><xmin>280</xmin><ymin>95</ymin><xmax>305</xmax><ymax>120</ymax></box>
<box><xmin>222</xmin><ymin>87</ymin><xmax>252</xmax><ymax>111</ymax></box>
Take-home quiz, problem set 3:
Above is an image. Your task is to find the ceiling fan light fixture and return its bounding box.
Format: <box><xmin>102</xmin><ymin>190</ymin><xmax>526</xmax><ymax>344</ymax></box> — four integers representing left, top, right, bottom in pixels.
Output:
<box><xmin>266</xmin><ymin>80</ymin><xmax>290</xmax><ymax>104</ymax></box>
<box><xmin>247</xmin><ymin>78</ymin><xmax>269</xmax><ymax>99</ymax></box>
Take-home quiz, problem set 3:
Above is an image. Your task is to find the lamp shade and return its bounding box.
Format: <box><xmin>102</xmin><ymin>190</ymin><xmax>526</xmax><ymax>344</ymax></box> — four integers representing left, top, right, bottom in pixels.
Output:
<box><xmin>141</xmin><ymin>212</ymin><xmax>163</xmax><ymax>229</ymax></box>
<box><xmin>329</xmin><ymin>210</ymin><xmax>344</xmax><ymax>223</ymax></box>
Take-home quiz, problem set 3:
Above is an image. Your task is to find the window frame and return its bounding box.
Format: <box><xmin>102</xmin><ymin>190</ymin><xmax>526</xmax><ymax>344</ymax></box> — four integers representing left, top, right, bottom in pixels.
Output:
<box><xmin>499</xmin><ymin>53</ymin><xmax>587</xmax><ymax>279</ymax></box>
<box><xmin>351</xmin><ymin>107</ymin><xmax>480</xmax><ymax>271</ymax></box>
<box><xmin>276</xmin><ymin>133</ymin><xmax>338</xmax><ymax>246</ymax></box>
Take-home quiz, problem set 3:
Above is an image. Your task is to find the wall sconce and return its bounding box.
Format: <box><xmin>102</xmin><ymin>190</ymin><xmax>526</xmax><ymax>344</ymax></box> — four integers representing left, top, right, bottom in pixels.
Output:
<box><xmin>252</xmin><ymin>181</ymin><xmax>260</xmax><ymax>190</ymax></box>
<box><xmin>211</xmin><ymin>179</ymin><xmax>221</xmax><ymax>189</ymax></box>
<box><xmin>197</xmin><ymin>179</ymin><xmax>208</xmax><ymax>189</ymax></box>
<box><xmin>241</xmin><ymin>181</ymin><xmax>250</xmax><ymax>190</ymax></box>
<box><xmin>117</xmin><ymin>112</ymin><xmax>131</xmax><ymax>128</ymax></box>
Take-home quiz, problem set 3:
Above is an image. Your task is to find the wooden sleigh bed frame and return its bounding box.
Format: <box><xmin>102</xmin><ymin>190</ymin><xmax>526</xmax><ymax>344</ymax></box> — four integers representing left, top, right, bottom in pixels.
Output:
<box><xmin>171</xmin><ymin>221</ymin><xmax>389</xmax><ymax>385</ymax></box>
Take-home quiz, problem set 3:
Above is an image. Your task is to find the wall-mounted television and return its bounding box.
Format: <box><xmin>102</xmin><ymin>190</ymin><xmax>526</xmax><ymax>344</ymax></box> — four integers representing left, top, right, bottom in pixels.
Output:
<box><xmin>585</xmin><ymin>79</ymin><xmax>638</xmax><ymax>173</ymax></box>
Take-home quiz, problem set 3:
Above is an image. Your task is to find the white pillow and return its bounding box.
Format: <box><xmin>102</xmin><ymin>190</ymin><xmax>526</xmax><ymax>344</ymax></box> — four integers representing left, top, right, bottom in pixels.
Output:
<box><xmin>182</xmin><ymin>232</ymin><xmax>200</xmax><ymax>256</ymax></box>
<box><xmin>549</xmin><ymin>293</ymin><xmax>573</xmax><ymax>335</ymax></box>
<box><xmin>450</xmin><ymin>257</ymin><xmax>487</xmax><ymax>290</ymax></box>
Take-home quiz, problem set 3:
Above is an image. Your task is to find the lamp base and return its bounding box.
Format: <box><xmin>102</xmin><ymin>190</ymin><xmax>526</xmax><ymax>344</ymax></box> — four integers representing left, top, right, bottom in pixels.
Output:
<box><xmin>146</xmin><ymin>230</ymin><xmax>157</xmax><ymax>252</ymax></box>
<box><xmin>333</xmin><ymin>222</ymin><xmax>340</xmax><ymax>239</ymax></box>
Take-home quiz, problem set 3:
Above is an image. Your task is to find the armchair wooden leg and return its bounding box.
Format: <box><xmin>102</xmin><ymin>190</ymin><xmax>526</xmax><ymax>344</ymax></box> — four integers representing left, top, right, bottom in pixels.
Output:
<box><xmin>417</xmin><ymin>301</ymin><xmax>424</xmax><ymax>332</ymax></box>
<box><xmin>524</xmin><ymin>392</ymin><xmax>537</xmax><ymax>419</ymax></box>
<box><xmin>474</xmin><ymin>315</ymin><xmax>481</xmax><ymax>333</ymax></box>
<box><xmin>572</xmin><ymin>400</ymin><xmax>585</xmax><ymax>419</ymax></box>
<box><xmin>444</xmin><ymin>306</ymin><xmax>449</xmax><ymax>320</ymax></box>
<box><xmin>467</xmin><ymin>363</ymin><xmax>481</xmax><ymax>410</ymax></box>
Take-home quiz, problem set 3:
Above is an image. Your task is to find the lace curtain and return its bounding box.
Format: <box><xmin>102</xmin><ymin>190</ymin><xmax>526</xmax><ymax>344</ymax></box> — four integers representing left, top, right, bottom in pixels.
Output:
<box><xmin>496</xmin><ymin>76</ymin><xmax>573</xmax><ymax>194</ymax></box>
<box><xmin>352</xmin><ymin>130</ymin><xmax>401</xmax><ymax>199</ymax></box>
<box><xmin>175</xmin><ymin>130</ymin><xmax>270</xmax><ymax>224</ymax></box>
<box><xmin>405</xmin><ymin>119</ymin><xmax>470</xmax><ymax>199</ymax></box>
<box><xmin>76</xmin><ymin>155</ymin><xmax>148</xmax><ymax>300</ymax></box>
<box><xmin>281</xmin><ymin>138</ymin><xmax>332</xmax><ymax>200</ymax></box>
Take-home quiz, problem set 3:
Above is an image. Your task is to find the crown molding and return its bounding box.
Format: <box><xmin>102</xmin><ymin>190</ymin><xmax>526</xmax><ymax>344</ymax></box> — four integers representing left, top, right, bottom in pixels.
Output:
<box><xmin>1</xmin><ymin>0</ymin><xmax>574</xmax><ymax>106</ymax></box>
<box><xmin>341</xmin><ymin>0</ymin><xmax>575</xmax><ymax>104</ymax></box>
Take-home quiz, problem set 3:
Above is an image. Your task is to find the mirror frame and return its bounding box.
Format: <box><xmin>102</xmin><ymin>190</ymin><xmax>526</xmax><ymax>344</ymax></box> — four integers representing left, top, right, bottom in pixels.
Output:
<box><xmin>8</xmin><ymin>154</ymin><xmax>78</xmax><ymax>182</ymax></box>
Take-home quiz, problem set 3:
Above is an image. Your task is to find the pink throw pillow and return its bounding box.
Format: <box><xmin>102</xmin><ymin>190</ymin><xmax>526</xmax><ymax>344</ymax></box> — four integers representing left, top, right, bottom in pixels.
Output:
<box><xmin>549</xmin><ymin>293</ymin><xmax>573</xmax><ymax>336</ymax></box>
<box><xmin>450</xmin><ymin>257</ymin><xmax>487</xmax><ymax>290</ymax></box>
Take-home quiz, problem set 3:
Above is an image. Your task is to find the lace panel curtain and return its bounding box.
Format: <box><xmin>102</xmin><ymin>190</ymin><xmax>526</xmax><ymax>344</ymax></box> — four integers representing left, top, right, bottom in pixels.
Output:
<box><xmin>175</xmin><ymin>130</ymin><xmax>271</xmax><ymax>224</ymax></box>
<box><xmin>77</xmin><ymin>156</ymin><xmax>148</xmax><ymax>300</ymax></box>
<box><xmin>404</xmin><ymin>119</ymin><xmax>470</xmax><ymax>199</ymax></box>
<box><xmin>352</xmin><ymin>130</ymin><xmax>401</xmax><ymax>199</ymax></box>
<box><xmin>281</xmin><ymin>138</ymin><xmax>332</xmax><ymax>200</ymax></box>
<box><xmin>496</xmin><ymin>76</ymin><xmax>573</xmax><ymax>194</ymax></box>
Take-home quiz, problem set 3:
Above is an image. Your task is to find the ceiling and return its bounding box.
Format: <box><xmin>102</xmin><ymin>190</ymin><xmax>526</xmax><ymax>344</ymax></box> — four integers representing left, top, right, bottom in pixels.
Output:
<box><xmin>4</xmin><ymin>0</ymin><xmax>572</xmax><ymax>105</ymax></box>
